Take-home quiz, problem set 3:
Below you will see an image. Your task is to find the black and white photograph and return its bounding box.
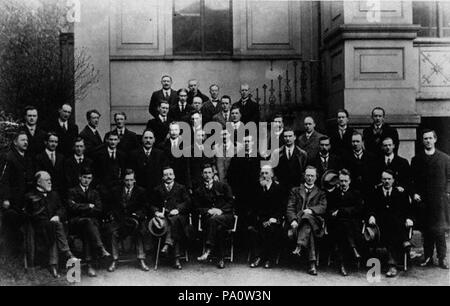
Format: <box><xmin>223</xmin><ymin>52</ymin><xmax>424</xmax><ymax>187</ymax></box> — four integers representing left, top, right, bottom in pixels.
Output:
<box><xmin>0</xmin><ymin>0</ymin><xmax>449</xmax><ymax>290</ymax></box>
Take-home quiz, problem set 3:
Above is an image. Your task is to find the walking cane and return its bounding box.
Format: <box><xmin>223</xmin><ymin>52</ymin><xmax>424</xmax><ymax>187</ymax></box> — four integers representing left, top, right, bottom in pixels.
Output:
<box><xmin>404</xmin><ymin>227</ymin><xmax>413</xmax><ymax>271</ymax></box>
<box><xmin>154</xmin><ymin>208</ymin><xmax>166</xmax><ymax>270</ymax></box>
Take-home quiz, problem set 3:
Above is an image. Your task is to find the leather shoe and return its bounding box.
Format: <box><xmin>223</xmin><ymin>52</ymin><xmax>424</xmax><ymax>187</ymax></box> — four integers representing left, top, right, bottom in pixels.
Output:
<box><xmin>139</xmin><ymin>259</ymin><xmax>150</xmax><ymax>271</ymax></box>
<box><xmin>87</xmin><ymin>264</ymin><xmax>97</xmax><ymax>277</ymax></box>
<box><xmin>217</xmin><ymin>259</ymin><xmax>225</xmax><ymax>269</ymax></box>
<box><xmin>439</xmin><ymin>259</ymin><xmax>449</xmax><ymax>269</ymax></box>
<box><xmin>250</xmin><ymin>257</ymin><xmax>261</xmax><ymax>268</ymax></box>
<box><xmin>340</xmin><ymin>264</ymin><xmax>348</xmax><ymax>277</ymax></box>
<box><xmin>308</xmin><ymin>262</ymin><xmax>317</xmax><ymax>276</ymax></box>
<box><xmin>174</xmin><ymin>258</ymin><xmax>182</xmax><ymax>270</ymax></box>
<box><xmin>386</xmin><ymin>266</ymin><xmax>398</xmax><ymax>277</ymax></box>
<box><xmin>49</xmin><ymin>265</ymin><xmax>60</xmax><ymax>278</ymax></box>
<box><xmin>420</xmin><ymin>257</ymin><xmax>434</xmax><ymax>267</ymax></box>
<box><xmin>197</xmin><ymin>249</ymin><xmax>211</xmax><ymax>262</ymax></box>
<box><xmin>99</xmin><ymin>247</ymin><xmax>111</xmax><ymax>259</ymax></box>
<box><xmin>264</xmin><ymin>260</ymin><xmax>272</xmax><ymax>269</ymax></box>
<box><xmin>292</xmin><ymin>246</ymin><xmax>302</xmax><ymax>257</ymax></box>
<box><xmin>161</xmin><ymin>244</ymin><xmax>170</xmax><ymax>255</ymax></box>
<box><xmin>107</xmin><ymin>260</ymin><xmax>117</xmax><ymax>272</ymax></box>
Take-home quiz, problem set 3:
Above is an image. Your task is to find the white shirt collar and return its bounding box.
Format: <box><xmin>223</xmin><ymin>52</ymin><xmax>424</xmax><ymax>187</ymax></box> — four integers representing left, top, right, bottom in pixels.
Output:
<box><xmin>304</xmin><ymin>183</ymin><xmax>315</xmax><ymax>190</ymax></box>
<box><xmin>425</xmin><ymin>148</ymin><xmax>436</xmax><ymax>156</ymax></box>
<box><xmin>385</xmin><ymin>153</ymin><xmax>394</xmax><ymax>162</ymax></box>
<box><xmin>88</xmin><ymin>125</ymin><xmax>97</xmax><ymax>134</ymax></box>
<box><xmin>74</xmin><ymin>154</ymin><xmax>84</xmax><ymax>161</ymax></box>
<box><xmin>117</xmin><ymin>127</ymin><xmax>125</xmax><ymax>135</ymax></box>
<box><xmin>107</xmin><ymin>147</ymin><xmax>116</xmax><ymax>154</ymax></box>
<box><xmin>383</xmin><ymin>187</ymin><xmax>393</xmax><ymax>196</ymax></box>
<box><xmin>306</xmin><ymin>131</ymin><xmax>314</xmax><ymax>138</ymax></box>
<box><xmin>80</xmin><ymin>184</ymin><xmax>88</xmax><ymax>193</ymax></box>
<box><xmin>159</xmin><ymin>114</ymin><xmax>167</xmax><ymax>122</ymax></box>
<box><xmin>165</xmin><ymin>182</ymin><xmax>174</xmax><ymax>190</ymax></box>
<box><xmin>45</xmin><ymin>149</ymin><xmax>55</xmax><ymax>157</ymax></box>
<box><xmin>163</xmin><ymin>89</ymin><xmax>171</xmax><ymax>96</ymax></box>
<box><xmin>143</xmin><ymin>147</ymin><xmax>152</xmax><ymax>155</ymax></box>
<box><xmin>58</xmin><ymin>118</ymin><xmax>67</xmax><ymax>127</ymax></box>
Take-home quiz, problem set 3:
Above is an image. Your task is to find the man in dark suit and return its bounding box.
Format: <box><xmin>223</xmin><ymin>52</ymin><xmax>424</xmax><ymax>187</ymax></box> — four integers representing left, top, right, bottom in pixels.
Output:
<box><xmin>310</xmin><ymin>136</ymin><xmax>342</xmax><ymax>180</ymax></box>
<box><xmin>202</xmin><ymin>84</ymin><xmax>222</xmax><ymax>124</ymax></box>
<box><xmin>24</xmin><ymin>171</ymin><xmax>77</xmax><ymax>278</ymax></box>
<box><xmin>363</xmin><ymin>107</ymin><xmax>399</xmax><ymax>157</ymax></box>
<box><xmin>375</xmin><ymin>137</ymin><xmax>411</xmax><ymax>193</ymax></box>
<box><xmin>195</xmin><ymin>164</ymin><xmax>235</xmax><ymax>269</ymax></box>
<box><xmin>104</xmin><ymin>169</ymin><xmax>150</xmax><ymax>272</ymax></box>
<box><xmin>342</xmin><ymin>132</ymin><xmax>377</xmax><ymax>196</ymax></box>
<box><xmin>148</xmin><ymin>75</ymin><xmax>178</xmax><ymax>118</ymax></box>
<box><xmin>212</xmin><ymin>95</ymin><xmax>232</xmax><ymax>129</ymax></box>
<box><xmin>287</xmin><ymin>166</ymin><xmax>327</xmax><ymax>275</ymax></box>
<box><xmin>79</xmin><ymin>109</ymin><xmax>103</xmax><ymax>157</ymax></box>
<box><xmin>20</xmin><ymin>105</ymin><xmax>46</xmax><ymax>158</ymax></box>
<box><xmin>272</xmin><ymin>129</ymin><xmax>308</xmax><ymax>190</ymax></box>
<box><xmin>150</xmin><ymin>166</ymin><xmax>191</xmax><ymax>269</ymax></box>
<box><xmin>128</xmin><ymin>130</ymin><xmax>167</xmax><ymax>194</ymax></box>
<box><xmin>187</xmin><ymin>79</ymin><xmax>210</xmax><ymax>105</ymax></box>
<box><xmin>92</xmin><ymin>133</ymin><xmax>126</xmax><ymax>201</ymax></box>
<box><xmin>189</xmin><ymin>130</ymin><xmax>215</xmax><ymax>191</ymax></box>
<box><xmin>64</xmin><ymin>137</ymin><xmax>94</xmax><ymax>189</ymax></box>
<box><xmin>261</xmin><ymin>113</ymin><xmax>285</xmax><ymax>159</ymax></box>
<box><xmin>328</xmin><ymin>109</ymin><xmax>355</xmax><ymax>158</ymax></box>
<box><xmin>35</xmin><ymin>132</ymin><xmax>66</xmax><ymax>196</ymax></box>
<box><xmin>170</xmin><ymin>88</ymin><xmax>194</xmax><ymax>123</ymax></box>
<box><xmin>411</xmin><ymin>129</ymin><xmax>450</xmax><ymax>269</ymax></box>
<box><xmin>368</xmin><ymin>170</ymin><xmax>414</xmax><ymax>277</ymax></box>
<box><xmin>104</xmin><ymin>112</ymin><xmax>139</xmax><ymax>154</ymax></box>
<box><xmin>326</xmin><ymin>169</ymin><xmax>364</xmax><ymax>276</ymax></box>
<box><xmin>297</xmin><ymin>116</ymin><xmax>324</xmax><ymax>164</ymax></box>
<box><xmin>0</xmin><ymin>131</ymin><xmax>34</xmax><ymax>254</ymax></box>
<box><xmin>46</xmin><ymin>104</ymin><xmax>79</xmax><ymax>157</ymax></box>
<box><xmin>67</xmin><ymin>167</ymin><xmax>110</xmax><ymax>277</ymax></box>
<box><xmin>248</xmin><ymin>165</ymin><xmax>285</xmax><ymax>269</ymax></box>
<box><xmin>233</xmin><ymin>83</ymin><xmax>259</xmax><ymax>124</ymax></box>
<box><xmin>146</xmin><ymin>100</ymin><xmax>171</xmax><ymax>145</ymax></box>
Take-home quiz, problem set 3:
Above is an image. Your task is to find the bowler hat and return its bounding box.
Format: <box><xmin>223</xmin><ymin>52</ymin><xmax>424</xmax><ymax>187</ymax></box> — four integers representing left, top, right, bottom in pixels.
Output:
<box><xmin>124</xmin><ymin>216</ymin><xmax>140</xmax><ymax>232</ymax></box>
<box><xmin>321</xmin><ymin>170</ymin><xmax>339</xmax><ymax>191</ymax></box>
<box><xmin>364</xmin><ymin>224</ymin><xmax>380</xmax><ymax>243</ymax></box>
<box><xmin>148</xmin><ymin>216</ymin><xmax>168</xmax><ymax>237</ymax></box>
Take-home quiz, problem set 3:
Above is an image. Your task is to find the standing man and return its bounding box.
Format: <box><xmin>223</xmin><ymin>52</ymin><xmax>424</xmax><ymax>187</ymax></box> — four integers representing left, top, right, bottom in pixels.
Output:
<box><xmin>47</xmin><ymin>104</ymin><xmax>79</xmax><ymax>157</ymax></box>
<box><xmin>189</xmin><ymin>130</ymin><xmax>215</xmax><ymax>191</ymax></box>
<box><xmin>310</xmin><ymin>136</ymin><xmax>342</xmax><ymax>180</ymax></box>
<box><xmin>286</xmin><ymin>166</ymin><xmax>327</xmax><ymax>275</ymax></box>
<box><xmin>146</xmin><ymin>101</ymin><xmax>171</xmax><ymax>145</ymax></box>
<box><xmin>212</xmin><ymin>95</ymin><xmax>232</xmax><ymax>129</ymax></box>
<box><xmin>233</xmin><ymin>84</ymin><xmax>259</xmax><ymax>124</ymax></box>
<box><xmin>150</xmin><ymin>166</ymin><xmax>191</xmax><ymax>269</ymax></box>
<box><xmin>297</xmin><ymin>116</ymin><xmax>324</xmax><ymax>164</ymax></box>
<box><xmin>104</xmin><ymin>169</ymin><xmax>150</xmax><ymax>272</ymax></box>
<box><xmin>195</xmin><ymin>164</ymin><xmax>235</xmax><ymax>269</ymax></box>
<box><xmin>128</xmin><ymin>130</ymin><xmax>167</xmax><ymax>194</ymax></box>
<box><xmin>67</xmin><ymin>167</ymin><xmax>110</xmax><ymax>277</ymax></box>
<box><xmin>64</xmin><ymin>137</ymin><xmax>94</xmax><ymax>189</ymax></box>
<box><xmin>328</xmin><ymin>109</ymin><xmax>355</xmax><ymax>158</ymax></box>
<box><xmin>411</xmin><ymin>129</ymin><xmax>449</xmax><ymax>269</ymax></box>
<box><xmin>20</xmin><ymin>106</ymin><xmax>46</xmax><ymax>158</ymax></box>
<box><xmin>171</xmin><ymin>88</ymin><xmax>194</xmax><ymax>123</ymax></box>
<box><xmin>149</xmin><ymin>75</ymin><xmax>178</xmax><ymax>118</ymax></box>
<box><xmin>187</xmin><ymin>79</ymin><xmax>210</xmax><ymax>105</ymax></box>
<box><xmin>202</xmin><ymin>84</ymin><xmax>222</xmax><ymax>124</ymax></box>
<box><xmin>79</xmin><ymin>110</ymin><xmax>103</xmax><ymax>157</ymax></box>
<box><xmin>363</xmin><ymin>107</ymin><xmax>399</xmax><ymax>157</ymax></box>
<box><xmin>0</xmin><ymin>131</ymin><xmax>34</xmax><ymax>254</ymax></box>
<box><xmin>104</xmin><ymin>112</ymin><xmax>139</xmax><ymax>154</ymax></box>
<box><xmin>214</xmin><ymin>130</ymin><xmax>243</xmax><ymax>184</ymax></box>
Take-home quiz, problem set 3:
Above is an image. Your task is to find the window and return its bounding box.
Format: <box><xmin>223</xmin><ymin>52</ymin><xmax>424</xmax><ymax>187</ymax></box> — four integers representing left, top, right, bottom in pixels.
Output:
<box><xmin>173</xmin><ymin>0</ymin><xmax>233</xmax><ymax>55</ymax></box>
<box><xmin>413</xmin><ymin>1</ymin><xmax>450</xmax><ymax>37</ymax></box>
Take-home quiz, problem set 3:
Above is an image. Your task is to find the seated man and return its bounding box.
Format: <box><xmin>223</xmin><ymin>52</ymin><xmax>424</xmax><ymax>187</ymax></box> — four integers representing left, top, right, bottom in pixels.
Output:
<box><xmin>150</xmin><ymin>166</ymin><xmax>191</xmax><ymax>270</ymax></box>
<box><xmin>67</xmin><ymin>167</ymin><xmax>110</xmax><ymax>277</ymax></box>
<box><xmin>24</xmin><ymin>171</ymin><xmax>78</xmax><ymax>278</ymax></box>
<box><xmin>248</xmin><ymin>165</ymin><xmax>285</xmax><ymax>269</ymax></box>
<box><xmin>367</xmin><ymin>169</ymin><xmax>414</xmax><ymax>277</ymax></box>
<box><xmin>194</xmin><ymin>164</ymin><xmax>234</xmax><ymax>269</ymax></box>
<box><xmin>326</xmin><ymin>169</ymin><xmax>363</xmax><ymax>276</ymax></box>
<box><xmin>286</xmin><ymin>166</ymin><xmax>327</xmax><ymax>276</ymax></box>
<box><xmin>104</xmin><ymin>169</ymin><xmax>150</xmax><ymax>272</ymax></box>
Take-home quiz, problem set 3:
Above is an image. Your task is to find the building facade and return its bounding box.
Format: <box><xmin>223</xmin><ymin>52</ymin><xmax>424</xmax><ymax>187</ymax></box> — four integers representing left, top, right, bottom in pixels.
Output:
<box><xmin>75</xmin><ymin>0</ymin><xmax>450</xmax><ymax>160</ymax></box>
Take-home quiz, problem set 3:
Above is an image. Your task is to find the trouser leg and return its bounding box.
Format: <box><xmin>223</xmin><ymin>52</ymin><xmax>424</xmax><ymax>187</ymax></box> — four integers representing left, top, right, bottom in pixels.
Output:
<box><xmin>52</xmin><ymin>221</ymin><xmax>70</xmax><ymax>253</ymax></box>
<box><xmin>134</xmin><ymin>233</ymin><xmax>146</xmax><ymax>260</ymax></box>
<box><xmin>435</xmin><ymin>230</ymin><xmax>447</xmax><ymax>261</ymax></box>
<box><xmin>423</xmin><ymin>230</ymin><xmax>436</xmax><ymax>259</ymax></box>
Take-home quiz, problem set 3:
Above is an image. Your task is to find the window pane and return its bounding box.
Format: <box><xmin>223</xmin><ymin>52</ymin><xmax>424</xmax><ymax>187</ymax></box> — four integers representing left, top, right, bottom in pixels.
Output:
<box><xmin>173</xmin><ymin>0</ymin><xmax>201</xmax><ymax>53</ymax></box>
<box><xmin>204</xmin><ymin>0</ymin><xmax>232</xmax><ymax>53</ymax></box>
<box><xmin>441</xmin><ymin>1</ymin><xmax>450</xmax><ymax>37</ymax></box>
<box><xmin>413</xmin><ymin>1</ymin><xmax>438</xmax><ymax>37</ymax></box>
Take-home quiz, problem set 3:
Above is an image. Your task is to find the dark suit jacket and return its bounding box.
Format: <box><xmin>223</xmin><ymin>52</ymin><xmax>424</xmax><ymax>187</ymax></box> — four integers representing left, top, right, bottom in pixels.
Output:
<box><xmin>375</xmin><ymin>154</ymin><xmax>411</xmax><ymax>192</ymax></box>
<box><xmin>342</xmin><ymin>151</ymin><xmax>377</xmax><ymax>195</ymax></box>
<box><xmin>250</xmin><ymin>182</ymin><xmax>286</xmax><ymax>225</ymax></box>
<box><xmin>326</xmin><ymin>188</ymin><xmax>363</xmax><ymax>221</ymax></box>
<box><xmin>310</xmin><ymin>153</ymin><xmax>342</xmax><ymax>180</ymax></box>
<box><xmin>286</xmin><ymin>184</ymin><xmax>327</xmax><ymax>237</ymax></box>
<box><xmin>212</xmin><ymin>112</ymin><xmax>232</xmax><ymax>129</ymax></box>
<box><xmin>187</xmin><ymin>89</ymin><xmax>209</xmax><ymax>105</ymax></box>
<box><xmin>146</xmin><ymin>116</ymin><xmax>171</xmax><ymax>145</ymax></box>
<box><xmin>170</xmin><ymin>103</ymin><xmax>194</xmax><ymax>123</ymax></box>
<box><xmin>188</xmin><ymin>145</ymin><xmax>215</xmax><ymax>190</ymax></box>
<box><xmin>63</xmin><ymin>155</ymin><xmax>94</xmax><ymax>189</ymax></box>
<box><xmin>104</xmin><ymin>128</ymin><xmax>139</xmax><ymax>154</ymax></box>
<box><xmin>79</xmin><ymin>126</ymin><xmax>103</xmax><ymax>156</ymax></box>
<box><xmin>20</xmin><ymin>125</ymin><xmax>47</xmax><ymax>158</ymax></box>
<box><xmin>46</xmin><ymin>119</ymin><xmax>79</xmax><ymax>157</ymax></box>
<box><xmin>149</xmin><ymin>89</ymin><xmax>178</xmax><ymax>118</ymax></box>
<box><xmin>67</xmin><ymin>185</ymin><xmax>102</xmax><ymax>221</ymax></box>
<box><xmin>328</xmin><ymin>125</ymin><xmax>355</xmax><ymax>158</ymax></box>
<box><xmin>150</xmin><ymin>182</ymin><xmax>191</xmax><ymax>216</ymax></box>
<box><xmin>160</xmin><ymin>138</ymin><xmax>190</xmax><ymax>187</ymax></box>
<box><xmin>297</xmin><ymin>130</ymin><xmax>325</xmax><ymax>164</ymax></box>
<box><xmin>193</xmin><ymin>181</ymin><xmax>234</xmax><ymax>216</ymax></box>
<box><xmin>35</xmin><ymin>151</ymin><xmax>66</xmax><ymax>194</ymax></box>
<box><xmin>273</xmin><ymin>145</ymin><xmax>308</xmax><ymax>189</ymax></box>
<box><xmin>107</xmin><ymin>185</ymin><xmax>149</xmax><ymax>223</ymax></box>
<box><xmin>92</xmin><ymin>147</ymin><xmax>127</xmax><ymax>189</ymax></box>
<box><xmin>25</xmin><ymin>189</ymin><xmax>65</xmax><ymax>222</ymax></box>
<box><xmin>202</xmin><ymin>100</ymin><xmax>221</xmax><ymax>124</ymax></box>
<box><xmin>233</xmin><ymin>98</ymin><xmax>260</xmax><ymax>124</ymax></box>
<box><xmin>127</xmin><ymin>147</ymin><xmax>167</xmax><ymax>192</ymax></box>
<box><xmin>363</xmin><ymin>123</ymin><xmax>399</xmax><ymax>157</ymax></box>
<box><xmin>0</xmin><ymin>148</ymin><xmax>35</xmax><ymax>209</ymax></box>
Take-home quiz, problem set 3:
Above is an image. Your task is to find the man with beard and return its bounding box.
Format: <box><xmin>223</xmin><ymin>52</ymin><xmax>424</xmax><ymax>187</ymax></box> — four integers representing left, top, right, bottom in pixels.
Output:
<box><xmin>150</xmin><ymin>167</ymin><xmax>191</xmax><ymax>269</ymax></box>
<box><xmin>149</xmin><ymin>75</ymin><xmax>178</xmax><ymax>118</ymax></box>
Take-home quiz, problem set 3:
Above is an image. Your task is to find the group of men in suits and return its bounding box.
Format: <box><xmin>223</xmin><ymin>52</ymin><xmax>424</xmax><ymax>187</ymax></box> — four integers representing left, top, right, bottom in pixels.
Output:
<box><xmin>0</xmin><ymin>75</ymin><xmax>449</xmax><ymax>281</ymax></box>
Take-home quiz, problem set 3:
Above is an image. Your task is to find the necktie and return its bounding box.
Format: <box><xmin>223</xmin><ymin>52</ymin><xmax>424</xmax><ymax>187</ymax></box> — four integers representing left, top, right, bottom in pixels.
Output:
<box><xmin>321</xmin><ymin>157</ymin><xmax>328</xmax><ymax>170</ymax></box>
<box><xmin>386</xmin><ymin>158</ymin><xmax>391</xmax><ymax>166</ymax></box>
<box><xmin>146</xmin><ymin>150</ymin><xmax>150</xmax><ymax>158</ymax></box>
<box><xmin>126</xmin><ymin>188</ymin><xmax>131</xmax><ymax>201</ymax></box>
<box><xmin>224</xmin><ymin>113</ymin><xmax>228</xmax><ymax>121</ymax></box>
<box><xmin>50</xmin><ymin>152</ymin><xmax>56</xmax><ymax>166</ymax></box>
<box><xmin>78</xmin><ymin>158</ymin><xmax>83</xmax><ymax>164</ymax></box>
<box><xmin>165</xmin><ymin>92</ymin><xmax>170</xmax><ymax>99</ymax></box>
<box><xmin>110</xmin><ymin>151</ymin><xmax>115</xmax><ymax>160</ymax></box>
<box><xmin>287</xmin><ymin>149</ymin><xmax>291</xmax><ymax>160</ymax></box>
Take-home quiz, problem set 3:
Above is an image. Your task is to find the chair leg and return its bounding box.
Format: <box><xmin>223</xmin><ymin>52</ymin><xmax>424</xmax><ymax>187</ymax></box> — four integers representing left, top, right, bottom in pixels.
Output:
<box><xmin>185</xmin><ymin>249</ymin><xmax>189</xmax><ymax>262</ymax></box>
<box><xmin>403</xmin><ymin>252</ymin><xmax>408</xmax><ymax>272</ymax></box>
<box><xmin>275</xmin><ymin>252</ymin><xmax>281</xmax><ymax>265</ymax></box>
<box><xmin>154</xmin><ymin>238</ymin><xmax>162</xmax><ymax>270</ymax></box>
<box><xmin>230</xmin><ymin>236</ymin><xmax>234</xmax><ymax>263</ymax></box>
